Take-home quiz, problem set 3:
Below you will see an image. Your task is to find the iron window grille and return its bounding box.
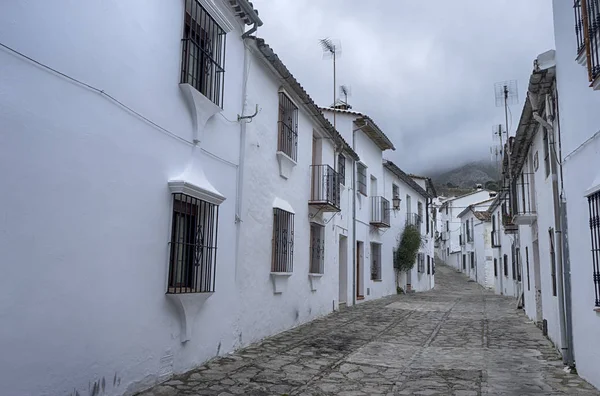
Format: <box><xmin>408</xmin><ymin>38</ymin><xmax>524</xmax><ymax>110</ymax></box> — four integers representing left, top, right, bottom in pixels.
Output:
<box><xmin>370</xmin><ymin>196</ymin><xmax>391</xmax><ymax>227</ymax></box>
<box><xmin>406</xmin><ymin>213</ymin><xmax>422</xmax><ymax>227</ymax></box>
<box><xmin>574</xmin><ymin>0</ymin><xmax>600</xmax><ymax>82</ymax></box>
<box><xmin>471</xmin><ymin>252</ymin><xmax>475</xmax><ymax>269</ymax></box>
<box><xmin>516</xmin><ymin>247</ymin><xmax>522</xmax><ymax>282</ymax></box>
<box><xmin>309</xmin><ymin>223</ymin><xmax>325</xmax><ymax>274</ymax></box>
<box><xmin>167</xmin><ymin>193</ymin><xmax>219</xmax><ymax>294</ymax></box>
<box><xmin>357</xmin><ymin>163</ymin><xmax>367</xmax><ymax>195</ymax></box>
<box><xmin>511</xmin><ymin>245</ymin><xmax>517</xmax><ymax>281</ymax></box>
<box><xmin>587</xmin><ymin>191</ymin><xmax>600</xmax><ymax>306</ymax></box>
<box><xmin>181</xmin><ymin>0</ymin><xmax>226</xmax><ymax>108</ymax></box>
<box><xmin>494</xmin><ymin>258</ymin><xmax>498</xmax><ymax>277</ymax></box>
<box><xmin>309</xmin><ymin>164</ymin><xmax>341</xmax><ymax>211</ymax></box>
<box><xmin>462</xmin><ymin>254</ymin><xmax>466</xmax><ymax>270</ymax></box>
<box><xmin>418</xmin><ymin>253</ymin><xmax>425</xmax><ymax>273</ymax></box>
<box><xmin>503</xmin><ymin>254</ymin><xmax>508</xmax><ymax>277</ymax></box>
<box><xmin>427</xmin><ymin>255</ymin><xmax>431</xmax><ymax>275</ymax></box>
<box><xmin>516</xmin><ymin>172</ymin><xmax>536</xmax><ymax>216</ymax></box>
<box><xmin>278</xmin><ymin>92</ymin><xmax>299</xmax><ymax>161</ymax></box>
<box><xmin>371</xmin><ymin>243</ymin><xmax>382</xmax><ymax>280</ymax></box>
<box><xmin>272</xmin><ymin>208</ymin><xmax>294</xmax><ymax>272</ymax></box>
<box><xmin>338</xmin><ymin>154</ymin><xmax>346</xmax><ymax>186</ymax></box>
<box><xmin>549</xmin><ymin>228</ymin><xmax>558</xmax><ymax>297</ymax></box>
<box><xmin>446</xmin><ymin>220</ymin><xmax>449</xmax><ymax>232</ymax></box>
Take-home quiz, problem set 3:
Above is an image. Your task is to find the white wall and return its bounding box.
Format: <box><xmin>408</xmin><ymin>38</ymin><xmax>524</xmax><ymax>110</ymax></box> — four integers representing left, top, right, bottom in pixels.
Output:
<box><xmin>553</xmin><ymin>0</ymin><xmax>600</xmax><ymax>388</ymax></box>
<box><xmin>0</xmin><ymin>1</ymin><xmax>247</xmax><ymax>395</ymax></box>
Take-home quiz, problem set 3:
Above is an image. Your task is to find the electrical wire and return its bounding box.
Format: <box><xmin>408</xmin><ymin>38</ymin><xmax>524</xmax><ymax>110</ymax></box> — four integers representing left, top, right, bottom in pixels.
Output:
<box><xmin>0</xmin><ymin>40</ymin><xmax>195</xmax><ymax>146</ymax></box>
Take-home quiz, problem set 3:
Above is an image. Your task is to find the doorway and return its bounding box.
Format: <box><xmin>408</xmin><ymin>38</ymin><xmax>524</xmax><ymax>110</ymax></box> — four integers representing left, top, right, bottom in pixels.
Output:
<box><xmin>356</xmin><ymin>241</ymin><xmax>364</xmax><ymax>299</ymax></box>
<box><xmin>339</xmin><ymin>235</ymin><xmax>348</xmax><ymax>305</ymax></box>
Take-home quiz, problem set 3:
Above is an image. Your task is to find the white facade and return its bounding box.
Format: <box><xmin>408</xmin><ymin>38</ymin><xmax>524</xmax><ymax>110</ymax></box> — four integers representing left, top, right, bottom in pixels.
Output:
<box><xmin>549</xmin><ymin>1</ymin><xmax>600</xmax><ymax>388</ymax></box>
<box><xmin>457</xmin><ymin>199</ymin><xmax>494</xmax><ymax>288</ymax></box>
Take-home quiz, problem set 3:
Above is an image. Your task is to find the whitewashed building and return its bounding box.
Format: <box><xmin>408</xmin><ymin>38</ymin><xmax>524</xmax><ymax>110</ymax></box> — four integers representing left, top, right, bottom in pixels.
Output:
<box><xmin>383</xmin><ymin>161</ymin><xmax>436</xmax><ymax>293</ymax></box>
<box><xmin>457</xmin><ymin>199</ymin><xmax>494</xmax><ymax>288</ymax></box>
<box><xmin>438</xmin><ymin>189</ymin><xmax>496</xmax><ymax>270</ymax></box>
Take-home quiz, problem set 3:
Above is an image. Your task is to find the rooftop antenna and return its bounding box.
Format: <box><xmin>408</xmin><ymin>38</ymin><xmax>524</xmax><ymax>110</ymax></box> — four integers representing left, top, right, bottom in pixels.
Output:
<box><xmin>490</xmin><ymin>123</ymin><xmax>505</xmax><ymax>173</ymax></box>
<box><xmin>494</xmin><ymin>80</ymin><xmax>518</xmax><ymax>180</ymax></box>
<box><xmin>339</xmin><ymin>85</ymin><xmax>352</xmax><ymax>109</ymax></box>
<box><xmin>320</xmin><ymin>38</ymin><xmax>342</xmax><ymax>172</ymax></box>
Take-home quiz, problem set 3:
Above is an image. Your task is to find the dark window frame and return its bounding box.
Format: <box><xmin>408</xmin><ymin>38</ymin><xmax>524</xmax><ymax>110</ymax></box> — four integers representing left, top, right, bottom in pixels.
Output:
<box><xmin>587</xmin><ymin>190</ymin><xmax>600</xmax><ymax>307</ymax></box>
<box><xmin>278</xmin><ymin>92</ymin><xmax>299</xmax><ymax>161</ymax></box>
<box><xmin>167</xmin><ymin>193</ymin><xmax>219</xmax><ymax>294</ymax></box>
<box><xmin>309</xmin><ymin>222</ymin><xmax>325</xmax><ymax>274</ymax></box>
<box><xmin>503</xmin><ymin>254</ymin><xmax>508</xmax><ymax>277</ymax></box>
<box><xmin>357</xmin><ymin>163</ymin><xmax>367</xmax><ymax>196</ymax></box>
<box><xmin>470</xmin><ymin>252</ymin><xmax>475</xmax><ymax>269</ymax></box>
<box><xmin>181</xmin><ymin>0</ymin><xmax>226</xmax><ymax>107</ymax></box>
<box><xmin>573</xmin><ymin>0</ymin><xmax>600</xmax><ymax>82</ymax></box>
<box><xmin>427</xmin><ymin>255</ymin><xmax>431</xmax><ymax>274</ymax></box>
<box><xmin>370</xmin><ymin>242</ymin><xmax>382</xmax><ymax>280</ymax></box>
<box><xmin>272</xmin><ymin>208</ymin><xmax>294</xmax><ymax>273</ymax></box>
<box><xmin>338</xmin><ymin>154</ymin><xmax>346</xmax><ymax>186</ymax></box>
<box><xmin>494</xmin><ymin>258</ymin><xmax>498</xmax><ymax>277</ymax></box>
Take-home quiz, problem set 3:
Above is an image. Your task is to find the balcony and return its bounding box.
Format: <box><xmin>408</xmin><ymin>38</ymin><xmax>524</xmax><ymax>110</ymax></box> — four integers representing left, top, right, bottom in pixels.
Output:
<box><xmin>503</xmin><ymin>214</ymin><xmax>518</xmax><ymax>234</ymax></box>
<box><xmin>513</xmin><ymin>172</ymin><xmax>537</xmax><ymax>225</ymax></box>
<box><xmin>406</xmin><ymin>213</ymin><xmax>422</xmax><ymax>227</ymax></box>
<box><xmin>491</xmin><ymin>230</ymin><xmax>501</xmax><ymax>248</ymax></box>
<box><xmin>370</xmin><ymin>196</ymin><xmax>391</xmax><ymax>228</ymax></box>
<box><xmin>309</xmin><ymin>165</ymin><xmax>341</xmax><ymax>212</ymax></box>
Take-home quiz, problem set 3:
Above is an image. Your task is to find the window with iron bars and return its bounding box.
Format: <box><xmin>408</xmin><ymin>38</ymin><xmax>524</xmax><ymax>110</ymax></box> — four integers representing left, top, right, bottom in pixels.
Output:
<box><xmin>503</xmin><ymin>254</ymin><xmax>508</xmax><ymax>277</ymax></box>
<box><xmin>278</xmin><ymin>92</ymin><xmax>298</xmax><ymax>161</ymax></box>
<box><xmin>167</xmin><ymin>193</ymin><xmax>219</xmax><ymax>294</ymax></box>
<box><xmin>272</xmin><ymin>208</ymin><xmax>294</xmax><ymax>272</ymax></box>
<box><xmin>181</xmin><ymin>0</ymin><xmax>226</xmax><ymax>107</ymax></box>
<box><xmin>494</xmin><ymin>258</ymin><xmax>498</xmax><ymax>277</ymax></box>
<box><xmin>470</xmin><ymin>252</ymin><xmax>475</xmax><ymax>269</ymax></box>
<box><xmin>357</xmin><ymin>163</ymin><xmax>367</xmax><ymax>195</ymax></box>
<box><xmin>427</xmin><ymin>255</ymin><xmax>431</xmax><ymax>275</ymax></box>
<box><xmin>574</xmin><ymin>0</ymin><xmax>600</xmax><ymax>84</ymax></box>
<box><xmin>549</xmin><ymin>228</ymin><xmax>557</xmax><ymax>296</ymax></box>
<box><xmin>338</xmin><ymin>154</ymin><xmax>346</xmax><ymax>186</ymax></box>
<box><xmin>417</xmin><ymin>253</ymin><xmax>425</xmax><ymax>273</ymax></box>
<box><xmin>309</xmin><ymin>223</ymin><xmax>325</xmax><ymax>274</ymax></box>
<box><xmin>587</xmin><ymin>191</ymin><xmax>600</xmax><ymax>307</ymax></box>
<box><xmin>371</xmin><ymin>243</ymin><xmax>382</xmax><ymax>280</ymax></box>
<box><xmin>462</xmin><ymin>254</ymin><xmax>466</xmax><ymax>270</ymax></box>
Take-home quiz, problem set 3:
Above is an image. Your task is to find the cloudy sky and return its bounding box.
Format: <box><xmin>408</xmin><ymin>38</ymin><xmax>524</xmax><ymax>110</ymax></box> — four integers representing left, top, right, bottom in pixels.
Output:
<box><xmin>250</xmin><ymin>0</ymin><xmax>555</xmax><ymax>175</ymax></box>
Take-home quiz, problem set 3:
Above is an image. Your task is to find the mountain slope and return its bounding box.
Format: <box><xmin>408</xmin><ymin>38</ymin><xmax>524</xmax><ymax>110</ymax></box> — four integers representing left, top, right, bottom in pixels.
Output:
<box><xmin>428</xmin><ymin>160</ymin><xmax>500</xmax><ymax>197</ymax></box>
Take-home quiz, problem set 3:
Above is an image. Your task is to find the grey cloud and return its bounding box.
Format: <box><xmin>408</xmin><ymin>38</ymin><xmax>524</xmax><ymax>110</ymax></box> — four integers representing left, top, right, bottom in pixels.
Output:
<box><xmin>251</xmin><ymin>0</ymin><xmax>554</xmax><ymax>174</ymax></box>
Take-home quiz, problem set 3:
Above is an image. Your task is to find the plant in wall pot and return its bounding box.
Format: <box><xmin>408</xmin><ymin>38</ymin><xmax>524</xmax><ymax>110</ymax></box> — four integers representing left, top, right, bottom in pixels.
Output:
<box><xmin>394</xmin><ymin>224</ymin><xmax>423</xmax><ymax>293</ymax></box>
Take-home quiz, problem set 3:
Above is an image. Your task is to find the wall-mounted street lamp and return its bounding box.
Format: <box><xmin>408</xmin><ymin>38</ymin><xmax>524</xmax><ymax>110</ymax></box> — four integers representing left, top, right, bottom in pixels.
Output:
<box><xmin>387</xmin><ymin>194</ymin><xmax>401</xmax><ymax>212</ymax></box>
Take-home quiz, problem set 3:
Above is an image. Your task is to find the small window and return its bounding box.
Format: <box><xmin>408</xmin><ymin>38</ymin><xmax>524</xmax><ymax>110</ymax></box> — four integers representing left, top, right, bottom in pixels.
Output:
<box><xmin>587</xmin><ymin>191</ymin><xmax>600</xmax><ymax>307</ymax></box>
<box><xmin>181</xmin><ymin>0</ymin><xmax>226</xmax><ymax>107</ymax></box>
<box><xmin>309</xmin><ymin>223</ymin><xmax>324</xmax><ymax>274</ymax></box>
<box><xmin>462</xmin><ymin>254</ymin><xmax>466</xmax><ymax>270</ymax></box>
<box><xmin>516</xmin><ymin>247</ymin><xmax>522</xmax><ymax>282</ymax></box>
<box><xmin>357</xmin><ymin>163</ymin><xmax>367</xmax><ymax>195</ymax></box>
<box><xmin>370</xmin><ymin>243</ymin><xmax>382</xmax><ymax>280</ymax></box>
<box><xmin>494</xmin><ymin>258</ymin><xmax>498</xmax><ymax>277</ymax></box>
<box><xmin>446</xmin><ymin>205</ymin><xmax>448</xmax><ymax>215</ymax></box>
<box><xmin>446</xmin><ymin>220</ymin><xmax>449</xmax><ymax>231</ymax></box>
<box><xmin>338</xmin><ymin>154</ymin><xmax>346</xmax><ymax>186</ymax></box>
<box><xmin>549</xmin><ymin>228</ymin><xmax>557</xmax><ymax>296</ymax></box>
<box><xmin>278</xmin><ymin>92</ymin><xmax>299</xmax><ymax>161</ymax></box>
<box><xmin>427</xmin><ymin>255</ymin><xmax>431</xmax><ymax>274</ymax></box>
<box><xmin>512</xmin><ymin>245</ymin><xmax>517</xmax><ymax>281</ymax></box>
<box><xmin>272</xmin><ymin>208</ymin><xmax>294</xmax><ymax>272</ymax></box>
<box><xmin>417</xmin><ymin>253</ymin><xmax>425</xmax><ymax>273</ymax></box>
<box><xmin>503</xmin><ymin>254</ymin><xmax>508</xmax><ymax>277</ymax></box>
<box><xmin>470</xmin><ymin>252</ymin><xmax>475</xmax><ymax>269</ymax></box>
<box><xmin>167</xmin><ymin>193</ymin><xmax>219</xmax><ymax>294</ymax></box>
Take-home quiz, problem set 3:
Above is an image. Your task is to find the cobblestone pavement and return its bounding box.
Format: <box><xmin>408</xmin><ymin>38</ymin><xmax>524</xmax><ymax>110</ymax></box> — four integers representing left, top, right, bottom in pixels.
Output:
<box><xmin>139</xmin><ymin>264</ymin><xmax>600</xmax><ymax>395</ymax></box>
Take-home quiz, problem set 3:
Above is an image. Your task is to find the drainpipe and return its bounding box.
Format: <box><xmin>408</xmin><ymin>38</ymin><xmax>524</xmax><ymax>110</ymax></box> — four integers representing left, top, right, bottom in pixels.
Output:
<box><xmin>532</xmin><ymin>93</ymin><xmax>572</xmax><ymax>366</ymax></box>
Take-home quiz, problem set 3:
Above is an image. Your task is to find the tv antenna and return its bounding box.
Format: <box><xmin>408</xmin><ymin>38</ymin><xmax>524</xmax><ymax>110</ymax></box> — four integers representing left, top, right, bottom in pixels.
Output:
<box><xmin>339</xmin><ymin>85</ymin><xmax>352</xmax><ymax>108</ymax></box>
<box><xmin>320</xmin><ymin>37</ymin><xmax>342</xmax><ymax>172</ymax></box>
<box><xmin>494</xmin><ymin>80</ymin><xmax>518</xmax><ymax>179</ymax></box>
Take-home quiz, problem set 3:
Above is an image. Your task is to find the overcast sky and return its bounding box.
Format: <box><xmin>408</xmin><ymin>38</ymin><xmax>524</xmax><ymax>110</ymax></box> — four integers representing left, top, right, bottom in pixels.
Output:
<box><xmin>251</xmin><ymin>0</ymin><xmax>555</xmax><ymax>175</ymax></box>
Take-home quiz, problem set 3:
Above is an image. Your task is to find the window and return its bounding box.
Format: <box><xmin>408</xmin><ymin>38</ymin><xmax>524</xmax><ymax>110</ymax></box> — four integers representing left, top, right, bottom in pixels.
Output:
<box><xmin>272</xmin><ymin>208</ymin><xmax>294</xmax><ymax>272</ymax></box>
<box><xmin>526</xmin><ymin>246</ymin><xmax>531</xmax><ymax>291</ymax></box>
<box><xmin>338</xmin><ymin>154</ymin><xmax>346</xmax><ymax>186</ymax></box>
<box><xmin>446</xmin><ymin>205</ymin><xmax>449</xmax><ymax>215</ymax></box>
<box><xmin>574</xmin><ymin>0</ymin><xmax>600</xmax><ymax>83</ymax></box>
<box><xmin>516</xmin><ymin>247</ymin><xmax>522</xmax><ymax>282</ymax></box>
<box><xmin>278</xmin><ymin>92</ymin><xmax>299</xmax><ymax>161</ymax></box>
<box><xmin>308</xmin><ymin>223</ymin><xmax>325</xmax><ymax>274</ymax></box>
<box><xmin>543</xmin><ymin>128</ymin><xmax>550</xmax><ymax>178</ymax></box>
<box><xmin>181</xmin><ymin>0</ymin><xmax>226</xmax><ymax>107</ymax></box>
<box><xmin>470</xmin><ymin>252</ymin><xmax>475</xmax><ymax>269</ymax></box>
<box><xmin>511</xmin><ymin>245</ymin><xmax>517</xmax><ymax>281</ymax></box>
<box><xmin>167</xmin><ymin>193</ymin><xmax>219</xmax><ymax>294</ymax></box>
<box><xmin>446</xmin><ymin>220</ymin><xmax>449</xmax><ymax>232</ymax></box>
<box><xmin>417</xmin><ymin>253</ymin><xmax>425</xmax><ymax>273</ymax></box>
<box><xmin>534</xmin><ymin>151</ymin><xmax>539</xmax><ymax>172</ymax></box>
<box><xmin>370</xmin><ymin>243</ymin><xmax>382</xmax><ymax>280</ymax></box>
<box><xmin>462</xmin><ymin>254</ymin><xmax>466</xmax><ymax>270</ymax></box>
<box><xmin>549</xmin><ymin>228</ymin><xmax>557</xmax><ymax>296</ymax></box>
<box><xmin>357</xmin><ymin>163</ymin><xmax>367</xmax><ymax>195</ymax></box>
<box><xmin>587</xmin><ymin>191</ymin><xmax>600</xmax><ymax>307</ymax></box>
<box><xmin>427</xmin><ymin>255</ymin><xmax>431</xmax><ymax>274</ymax></box>
<box><xmin>494</xmin><ymin>258</ymin><xmax>498</xmax><ymax>277</ymax></box>
<box><xmin>447</xmin><ymin>247</ymin><xmax>449</xmax><ymax>257</ymax></box>
<box><xmin>503</xmin><ymin>254</ymin><xmax>508</xmax><ymax>277</ymax></box>
<box><xmin>417</xmin><ymin>202</ymin><xmax>423</xmax><ymax>231</ymax></box>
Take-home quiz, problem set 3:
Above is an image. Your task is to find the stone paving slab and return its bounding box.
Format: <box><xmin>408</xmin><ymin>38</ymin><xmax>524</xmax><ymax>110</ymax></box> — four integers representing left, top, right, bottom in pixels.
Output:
<box><xmin>137</xmin><ymin>264</ymin><xmax>600</xmax><ymax>396</ymax></box>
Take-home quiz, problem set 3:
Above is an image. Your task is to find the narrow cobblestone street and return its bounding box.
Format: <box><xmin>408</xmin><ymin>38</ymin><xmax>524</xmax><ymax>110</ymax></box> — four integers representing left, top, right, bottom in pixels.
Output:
<box><xmin>140</xmin><ymin>264</ymin><xmax>599</xmax><ymax>396</ymax></box>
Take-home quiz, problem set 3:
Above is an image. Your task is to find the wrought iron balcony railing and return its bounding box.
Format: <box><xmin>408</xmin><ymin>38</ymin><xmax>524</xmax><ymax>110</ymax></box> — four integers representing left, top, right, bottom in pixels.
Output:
<box><xmin>406</xmin><ymin>213</ymin><xmax>422</xmax><ymax>227</ymax></box>
<box><xmin>309</xmin><ymin>164</ymin><xmax>341</xmax><ymax>212</ymax></box>
<box><xmin>370</xmin><ymin>196</ymin><xmax>391</xmax><ymax>228</ymax></box>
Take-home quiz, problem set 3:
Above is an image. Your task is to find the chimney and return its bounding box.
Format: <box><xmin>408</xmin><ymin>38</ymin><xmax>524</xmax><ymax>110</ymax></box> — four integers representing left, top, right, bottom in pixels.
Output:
<box><xmin>489</xmin><ymin>192</ymin><xmax>497</xmax><ymax>198</ymax></box>
<box><xmin>476</xmin><ymin>184</ymin><xmax>483</xmax><ymax>190</ymax></box>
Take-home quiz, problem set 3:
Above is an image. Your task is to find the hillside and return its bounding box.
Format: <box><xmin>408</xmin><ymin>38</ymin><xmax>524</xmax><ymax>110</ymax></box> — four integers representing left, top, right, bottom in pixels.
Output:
<box><xmin>428</xmin><ymin>160</ymin><xmax>500</xmax><ymax>197</ymax></box>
